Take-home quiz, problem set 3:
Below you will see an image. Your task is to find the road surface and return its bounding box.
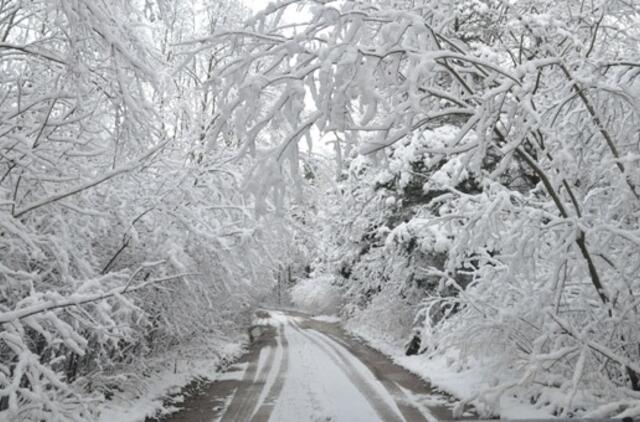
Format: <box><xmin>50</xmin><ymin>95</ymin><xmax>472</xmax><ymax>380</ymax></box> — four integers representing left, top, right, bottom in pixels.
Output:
<box><xmin>154</xmin><ymin>311</ymin><xmax>469</xmax><ymax>422</ymax></box>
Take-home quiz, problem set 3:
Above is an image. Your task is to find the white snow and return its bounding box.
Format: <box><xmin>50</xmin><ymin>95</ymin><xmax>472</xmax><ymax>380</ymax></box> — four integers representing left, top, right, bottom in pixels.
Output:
<box><xmin>347</xmin><ymin>323</ymin><xmax>556</xmax><ymax>420</ymax></box>
<box><xmin>312</xmin><ymin>314</ymin><xmax>342</xmax><ymax>323</ymax></box>
<box><xmin>307</xmin><ymin>329</ymin><xmax>405</xmax><ymax>419</ymax></box>
<box><xmin>395</xmin><ymin>384</ymin><xmax>440</xmax><ymax>422</ymax></box>
<box><xmin>252</xmin><ymin>327</ymin><xmax>285</xmax><ymax>416</ymax></box>
<box><xmin>268</xmin><ymin>313</ymin><xmax>404</xmax><ymax>421</ymax></box>
<box><xmin>97</xmin><ymin>340</ymin><xmax>245</xmax><ymax>422</ymax></box>
<box><xmin>219</xmin><ymin>362</ymin><xmax>249</xmax><ymax>381</ymax></box>
<box><xmin>254</xmin><ymin>346</ymin><xmax>273</xmax><ymax>383</ymax></box>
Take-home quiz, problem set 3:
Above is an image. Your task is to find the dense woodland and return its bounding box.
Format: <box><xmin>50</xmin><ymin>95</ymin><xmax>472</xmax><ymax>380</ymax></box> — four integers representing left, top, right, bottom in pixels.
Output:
<box><xmin>1</xmin><ymin>0</ymin><xmax>640</xmax><ymax>420</ymax></box>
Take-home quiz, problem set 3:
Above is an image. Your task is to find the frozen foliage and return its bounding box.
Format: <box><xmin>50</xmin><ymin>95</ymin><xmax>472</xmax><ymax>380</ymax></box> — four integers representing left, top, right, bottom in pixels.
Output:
<box><xmin>0</xmin><ymin>1</ymin><xmax>302</xmax><ymax>420</ymax></box>
<box><xmin>3</xmin><ymin>0</ymin><xmax>640</xmax><ymax>419</ymax></box>
<box><xmin>213</xmin><ymin>0</ymin><xmax>640</xmax><ymax>418</ymax></box>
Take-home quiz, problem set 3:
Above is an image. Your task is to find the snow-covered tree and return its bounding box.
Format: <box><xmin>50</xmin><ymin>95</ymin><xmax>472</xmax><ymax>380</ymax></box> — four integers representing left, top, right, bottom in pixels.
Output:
<box><xmin>0</xmin><ymin>1</ymin><xmax>301</xmax><ymax>420</ymax></box>
<box><xmin>202</xmin><ymin>0</ymin><xmax>640</xmax><ymax>417</ymax></box>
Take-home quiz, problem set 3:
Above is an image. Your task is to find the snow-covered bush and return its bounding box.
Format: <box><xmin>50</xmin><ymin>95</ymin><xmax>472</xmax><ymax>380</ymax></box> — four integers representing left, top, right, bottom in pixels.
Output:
<box><xmin>290</xmin><ymin>275</ymin><xmax>343</xmax><ymax>315</ymax></box>
<box><xmin>345</xmin><ymin>286</ymin><xmax>418</xmax><ymax>350</ymax></box>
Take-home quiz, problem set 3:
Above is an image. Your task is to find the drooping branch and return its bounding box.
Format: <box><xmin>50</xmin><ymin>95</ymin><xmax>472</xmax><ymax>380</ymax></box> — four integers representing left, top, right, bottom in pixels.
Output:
<box><xmin>13</xmin><ymin>140</ymin><xmax>168</xmax><ymax>218</ymax></box>
<box><xmin>0</xmin><ymin>271</ymin><xmax>198</xmax><ymax>325</ymax></box>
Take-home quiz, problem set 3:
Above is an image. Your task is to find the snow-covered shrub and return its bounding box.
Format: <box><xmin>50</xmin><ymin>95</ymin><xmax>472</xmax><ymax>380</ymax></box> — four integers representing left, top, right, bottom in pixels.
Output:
<box><xmin>290</xmin><ymin>275</ymin><xmax>343</xmax><ymax>315</ymax></box>
<box><xmin>345</xmin><ymin>286</ymin><xmax>418</xmax><ymax>349</ymax></box>
<box><xmin>213</xmin><ymin>0</ymin><xmax>640</xmax><ymax>416</ymax></box>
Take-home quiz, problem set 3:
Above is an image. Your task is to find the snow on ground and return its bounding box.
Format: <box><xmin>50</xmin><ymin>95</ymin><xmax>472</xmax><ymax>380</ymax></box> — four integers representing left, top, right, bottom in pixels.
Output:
<box><xmin>97</xmin><ymin>338</ymin><xmax>245</xmax><ymax>422</ymax></box>
<box><xmin>288</xmin><ymin>273</ymin><xmax>554</xmax><ymax>418</ymax></box>
<box><xmin>252</xmin><ymin>329</ymin><xmax>284</xmax><ymax>416</ymax></box>
<box><xmin>346</xmin><ymin>322</ymin><xmax>556</xmax><ymax>420</ymax></box>
<box><xmin>268</xmin><ymin>312</ymin><xmax>405</xmax><ymax>422</ymax></box>
<box><xmin>158</xmin><ymin>310</ymin><xmax>464</xmax><ymax>421</ymax></box>
<box><xmin>219</xmin><ymin>362</ymin><xmax>249</xmax><ymax>381</ymax></box>
<box><xmin>311</xmin><ymin>314</ymin><xmax>341</xmax><ymax>323</ymax></box>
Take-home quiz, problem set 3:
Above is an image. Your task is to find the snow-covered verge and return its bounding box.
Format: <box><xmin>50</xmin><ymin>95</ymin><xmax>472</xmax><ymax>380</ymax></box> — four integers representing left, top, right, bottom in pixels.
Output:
<box><xmin>287</xmin><ymin>274</ymin><xmax>553</xmax><ymax>417</ymax></box>
<box><xmin>345</xmin><ymin>319</ymin><xmax>555</xmax><ymax>419</ymax></box>
<box><xmin>96</xmin><ymin>337</ymin><xmax>245</xmax><ymax>422</ymax></box>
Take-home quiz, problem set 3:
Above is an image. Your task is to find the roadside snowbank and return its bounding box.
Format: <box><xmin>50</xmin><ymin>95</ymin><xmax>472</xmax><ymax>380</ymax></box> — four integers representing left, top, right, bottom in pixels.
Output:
<box><xmin>346</xmin><ymin>321</ymin><xmax>555</xmax><ymax>419</ymax></box>
<box><xmin>289</xmin><ymin>271</ymin><xmax>555</xmax><ymax>418</ymax></box>
<box><xmin>96</xmin><ymin>337</ymin><xmax>244</xmax><ymax>422</ymax></box>
<box><xmin>311</xmin><ymin>314</ymin><xmax>341</xmax><ymax>323</ymax></box>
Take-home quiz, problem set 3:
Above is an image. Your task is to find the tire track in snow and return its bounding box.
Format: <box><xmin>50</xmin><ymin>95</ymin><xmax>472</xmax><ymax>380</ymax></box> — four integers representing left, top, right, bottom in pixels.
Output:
<box><xmin>159</xmin><ymin>311</ymin><xmax>468</xmax><ymax>422</ymax></box>
<box><xmin>251</xmin><ymin>323</ymin><xmax>290</xmax><ymax>421</ymax></box>
<box><xmin>218</xmin><ymin>346</ymin><xmax>262</xmax><ymax>422</ymax></box>
<box><xmin>253</xmin><ymin>345</ymin><xmax>275</xmax><ymax>384</ymax></box>
<box><xmin>394</xmin><ymin>383</ymin><xmax>440</xmax><ymax>422</ymax></box>
<box><xmin>311</xmin><ymin>330</ymin><xmax>435</xmax><ymax>422</ymax></box>
<box><xmin>289</xmin><ymin>320</ymin><xmax>406</xmax><ymax>422</ymax></box>
<box><xmin>220</xmin><ymin>323</ymin><xmax>285</xmax><ymax>422</ymax></box>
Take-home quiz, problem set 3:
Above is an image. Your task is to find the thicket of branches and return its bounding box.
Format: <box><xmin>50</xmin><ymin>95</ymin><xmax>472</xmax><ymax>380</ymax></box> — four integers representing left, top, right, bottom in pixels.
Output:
<box><xmin>0</xmin><ymin>1</ymin><xmax>301</xmax><ymax>420</ymax></box>
<box><xmin>2</xmin><ymin>0</ymin><xmax>640</xmax><ymax>418</ymax></box>
<box><xmin>204</xmin><ymin>0</ymin><xmax>640</xmax><ymax>417</ymax></box>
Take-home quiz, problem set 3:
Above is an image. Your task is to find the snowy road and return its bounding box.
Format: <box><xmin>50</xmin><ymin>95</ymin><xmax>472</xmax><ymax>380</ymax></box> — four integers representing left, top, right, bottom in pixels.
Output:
<box><xmin>157</xmin><ymin>311</ymin><xmax>465</xmax><ymax>422</ymax></box>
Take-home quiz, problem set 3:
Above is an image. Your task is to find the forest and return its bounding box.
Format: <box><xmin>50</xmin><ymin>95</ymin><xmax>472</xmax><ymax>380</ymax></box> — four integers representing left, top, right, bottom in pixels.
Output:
<box><xmin>1</xmin><ymin>0</ymin><xmax>639</xmax><ymax>420</ymax></box>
